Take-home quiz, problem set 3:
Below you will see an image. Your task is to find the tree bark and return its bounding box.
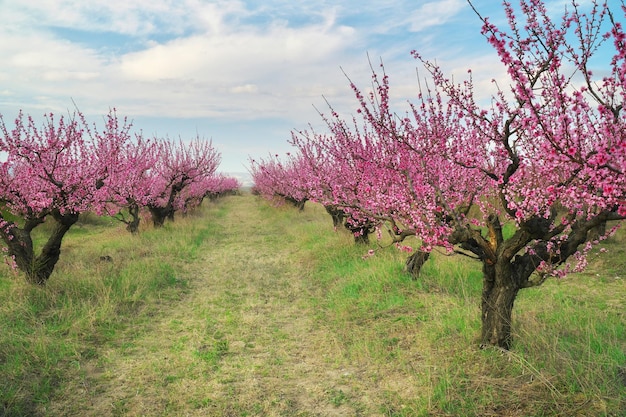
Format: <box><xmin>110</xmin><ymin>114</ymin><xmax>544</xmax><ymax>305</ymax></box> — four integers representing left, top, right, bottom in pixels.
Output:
<box><xmin>126</xmin><ymin>203</ymin><xmax>141</xmax><ymax>234</ymax></box>
<box><xmin>148</xmin><ymin>205</ymin><xmax>172</xmax><ymax>227</ymax></box>
<box><xmin>344</xmin><ymin>217</ymin><xmax>376</xmax><ymax>244</ymax></box>
<box><xmin>2</xmin><ymin>212</ymin><xmax>79</xmax><ymax>285</ymax></box>
<box><xmin>284</xmin><ymin>196</ymin><xmax>307</xmax><ymax>211</ymax></box>
<box><xmin>588</xmin><ymin>221</ymin><xmax>607</xmax><ymax>242</ymax></box>
<box><xmin>405</xmin><ymin>250</ymin><xmax>430</xmax><ymax>279</ymax></box>
<box><xmin>480</xmin><ymin>262</ymin><xmax>520</xmax><ymax>350</ymax></box>
<box><xmin>324</xmin><ymin>205</ymin><xmax>345</xmax><ymax>228</ymax></box>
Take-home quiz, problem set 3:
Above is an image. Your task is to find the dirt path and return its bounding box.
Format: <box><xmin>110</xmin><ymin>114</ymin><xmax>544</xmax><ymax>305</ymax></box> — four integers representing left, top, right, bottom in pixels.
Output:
<box><xmin>57</xmin><ymin>195</ymin><xmax>380</xmax><ymax>416</ymax></box>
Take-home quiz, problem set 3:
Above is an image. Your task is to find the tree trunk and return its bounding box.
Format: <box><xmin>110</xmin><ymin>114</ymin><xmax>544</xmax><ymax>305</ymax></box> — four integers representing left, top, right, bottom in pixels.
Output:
<box><xmin>126</xmin><ymin>203</ymin><xmax>141</xmax><ymax>234</ymax></box>
<box><xmin>344</xmin><ymin>217</ymin><xmax>375</xmax><ymax>245</ymax></box>
<box><xmin>344</xmin><ymin>224</ymin><xmax>371</xmax><ymax>244</ymax></box>
<box><xmin>405</xmin><ymin>250</ymin><xmax>430</xmax><ymax>279</ymax></box>
<box><xmin>148</xmin><ymin>206</ymin><xmax>171</xmax><ymax>227</ymax></box>
<box><xmin>3</xmin><ymin>213</ymin><xmax>79</xmax><ymax>285</ymax></box>
<box><xmin>4</xmin><ymin>227</ymin><xmax>36</xmax><ymax>278</ymax></box>
<box><xmin>285</xmin><ymin>196</ymin><xmax>307</xmax><ymax>211</ymax></box>
<box><xmin>324</xmin><ymin>205</ymin><xmax>345</xmax><ymax>228</ymax></box>
<box><xmin>480</xmin><ymin>262</ymin><xmax>520</xmax><ymax>350</ymax></box>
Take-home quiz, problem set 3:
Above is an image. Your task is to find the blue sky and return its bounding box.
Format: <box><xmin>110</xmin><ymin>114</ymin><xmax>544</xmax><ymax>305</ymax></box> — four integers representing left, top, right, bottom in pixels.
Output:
<box><xmin>0</xmin><ymin>0</ymin><xmax>616</xmax><ymax>173</ymax></box>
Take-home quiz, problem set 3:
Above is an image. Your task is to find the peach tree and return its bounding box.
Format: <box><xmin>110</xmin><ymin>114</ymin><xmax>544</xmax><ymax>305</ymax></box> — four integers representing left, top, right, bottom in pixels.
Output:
<box><xmin>0</xmin><ymin>110</ymin><xmax>134</xmax><ymax>284</ymax></box>
<box><xmin>145</xmin><ymin>137</ymin><xmax>221</xmax><ymax>227</ymax></box>
<box><xmin>291</xmin><ymin>0</ymin><xmax>625</xmax><ymax>349</ymax></box>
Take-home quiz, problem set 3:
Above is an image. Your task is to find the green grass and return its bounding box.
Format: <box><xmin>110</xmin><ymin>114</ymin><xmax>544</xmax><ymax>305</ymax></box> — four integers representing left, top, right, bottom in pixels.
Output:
<box><xmin>293</xmin><ymin>202</ymin><xmax>626</xmax><ymax>416</ymax></box>
<box><xmin>0</xmin><ymin>208</ymin><xmax>210</xmax><ymax>416</ymax></box>
<box><xmin>0</xmin><ymin>194</ymin><xmax>624</xmax><ymax>416</ymax></box>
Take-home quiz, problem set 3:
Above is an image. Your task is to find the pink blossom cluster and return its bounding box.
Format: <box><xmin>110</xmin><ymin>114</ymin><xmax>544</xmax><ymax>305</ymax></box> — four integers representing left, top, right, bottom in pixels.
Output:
<box><xmin>0</xmin><ymin>108</ymin><xmax>239</xmax><ymax>275</ymax></box>
<box><xmin>144</xmin><ymin>136</ymin><xmax>227</xmax><ymax>221</ymax></box>
<box><xmin>249</xmin><ymin>153</ymin><xmax>310</xmax><ymax>208</ymax></box>
<box><xmin>253</xmin><ymin>0</ymin><xmax>625</xmax><ymax>280</ymax></box>
<box><xmin>0</xmin><ymin>110</ymin><xmax>237</xmax><ymax>225</ymax></box>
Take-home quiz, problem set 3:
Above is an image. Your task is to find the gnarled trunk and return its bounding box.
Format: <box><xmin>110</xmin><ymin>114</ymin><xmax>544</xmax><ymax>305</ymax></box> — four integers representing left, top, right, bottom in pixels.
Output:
<box><xmin>126</xmin><ymin>203</ymin><xmax>141</xmax><ymax>234</ymax></box>
<box><xmin>480</xmin><ymin>262</ymin><xmax>521</xmax><ymax>350</ymax></box>
<box><xmin>405</xmin><ymin>250</ymin><xmax>430</xmax><ymax>279</ymax></box>
<box><xmin>148</xmin><ymin>205</ymin><xmax>172</xmax><ymax>227</ymax></box>
<box><xmin>344</xmin><ymin>216</ymin><xmax>376</xmax><ymax>245</ymax></box>
<box><xmin>284</xmin><ymin>196</ymin><xmax>307</xmax><ymax>211</ymax></box>
<box><xmin>324</xmin><ymin>205</ymin><xmax>345</xmax><ymax>228</ymax></box>
<box><xmin>3</xmin><ymin>213</ymin><xmax>79</xmax><ymax>285</ymax></box>
<box><xmin>454</xmin><ymin>211</ymin><xmax>622</xmax><ymax>350</ymax></box>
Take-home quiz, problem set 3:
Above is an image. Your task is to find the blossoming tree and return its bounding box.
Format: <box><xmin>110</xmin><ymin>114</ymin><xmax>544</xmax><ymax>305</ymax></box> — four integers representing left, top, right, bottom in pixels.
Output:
<box><xmin>249</xmin><ymin>148</ymin><xmax>382</xmax><ymax>243</ymax></box>
<box><xmin>290</xmin><ymin>0</ymin><xmax>625</xmax><ymax>348</ymax></box>
<box><xmin>290</xmin><ymin>115</ymin><xmax>398</xmax><ymax>244</ymax></box>
<box><xmin>89</xmin><ymin>116</ymin><xmax>159</xmax><ymax>234</ymax></box>
<box><xmin>146</xmin><ymin>137</ymin><xmax>221</xmax><ymax>227</ymax></box>
<box><xmin>176</xmin><ymin>173</ymin><xmax>240</xmax><ymax>215</ymax></box>
<box><xmin>415</xmin><ymin>0</ymin><xmax>626</xmax><ymax>348</ymax></box>
<box><xmin>249</xmin><ymin>153</ymin><xmax>310</xmax><ymax>210</ymax></box>
<box><xmin>0</xmin><ymin>110</ymin><xmax>132</xmax><ymax>284</ymax></box>
<box><xmin>203</xmin><ymin>175</ymin><xmax>241</xmax><ymax>201</ymax></box>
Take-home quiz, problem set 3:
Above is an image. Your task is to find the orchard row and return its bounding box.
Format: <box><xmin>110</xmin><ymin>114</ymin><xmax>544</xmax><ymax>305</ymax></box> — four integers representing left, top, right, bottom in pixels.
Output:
<box><xmin>0</xmin><ymin>109</ymin><xmax>239</xmax><ymax>285</ymax></box>
<box><xmin>250</xmin><ymin>0</ymin><xmax>626</xmax><ymax>349</ymax></box>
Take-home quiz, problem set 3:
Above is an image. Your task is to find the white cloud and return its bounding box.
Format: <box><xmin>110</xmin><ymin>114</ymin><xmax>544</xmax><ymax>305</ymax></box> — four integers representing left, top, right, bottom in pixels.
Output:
<box><xmin>7</xmin><ymin>37</ymin><xmax>102</xmax><ymax>72</ymax></box>
<box><xmin>117</xmin><ymin>21</ymin><xmax>355</xmax><ymax>82</ymax></box>
<box><xmin>3</xmin><ymin>0</ymin><xmax>214</xmax><ymax>36</ymax></box>
<box><xmin>409</xmin><ymin>0</ymin><xmax>466</xmax><ymax>32</ymax></box>
<box><xmin>0</xmin><ymin>0</ymin><xmax>521</xmax><ymax>171</ymax></box>
<box><xmin>0</xmin><ymin>1</ymin><xmax>363</xmax><ymax>121</ymax></box>
<box><xmin>231</xmin><ymin>84</ymin><xmax>259</xmax><ymax>94</ymax></box>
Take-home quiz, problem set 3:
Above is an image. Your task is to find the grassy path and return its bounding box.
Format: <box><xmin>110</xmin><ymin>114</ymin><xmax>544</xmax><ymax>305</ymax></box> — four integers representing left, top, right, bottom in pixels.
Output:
<box><xmin>50</xmin><ymin>194</ymin><xmax>377</xmax><ymax>416</ymax></box>
<box><xmin>4</xmin><ymin>193</ymin><xmax>625</xmax><ymax>416</ymax></box>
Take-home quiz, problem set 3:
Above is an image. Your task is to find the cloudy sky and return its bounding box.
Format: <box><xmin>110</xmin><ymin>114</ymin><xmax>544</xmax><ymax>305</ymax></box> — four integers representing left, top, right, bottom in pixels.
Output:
<box><xmin>0</xmin><ymin>0</ymin><xmax>614</xmax><ymax>173</ymax></box>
